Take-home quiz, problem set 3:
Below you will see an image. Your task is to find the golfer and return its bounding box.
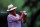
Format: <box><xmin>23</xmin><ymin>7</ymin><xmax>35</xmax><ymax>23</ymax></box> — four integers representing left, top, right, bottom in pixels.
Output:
<box><xmin>7</xmin><ymin>4</ymin><xmax>27</xmax><ymax>27</ymax></box>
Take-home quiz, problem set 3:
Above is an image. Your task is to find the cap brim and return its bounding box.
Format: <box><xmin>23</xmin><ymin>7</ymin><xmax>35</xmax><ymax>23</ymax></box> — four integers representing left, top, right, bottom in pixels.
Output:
<box><xmin>7</xmin><ymin>7</ymin><xmax>17</xmax><ymax>11</ymax></box>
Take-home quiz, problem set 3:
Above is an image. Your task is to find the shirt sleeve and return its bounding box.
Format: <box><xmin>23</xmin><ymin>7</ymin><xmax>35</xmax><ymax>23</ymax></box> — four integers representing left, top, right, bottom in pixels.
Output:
<box><xmin>21</xmin><ymin>18</ymin><xmax>23</xmax><ymax>23</ymax></box>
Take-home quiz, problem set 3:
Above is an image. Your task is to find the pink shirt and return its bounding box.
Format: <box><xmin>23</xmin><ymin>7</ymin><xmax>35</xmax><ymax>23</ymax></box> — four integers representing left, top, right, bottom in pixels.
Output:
<box><xmin>7</xmin><ymin>13</ymin><xmax>23</xmax><ymax>27</ymax></box>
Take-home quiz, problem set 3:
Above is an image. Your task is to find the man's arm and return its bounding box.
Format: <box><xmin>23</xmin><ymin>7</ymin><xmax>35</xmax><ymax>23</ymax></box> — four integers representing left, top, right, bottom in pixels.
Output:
<box><xmin>23</xmin><ymin>11</ymin><xmax>27</xmax><ymax>23</ymax></box>
<box><xmin>23</xmin><ymin>15</ymin><xmax>27</xmax><ymax>23</ymax></box>
<box><xmin>18</xmin><ymin>11</ymin><xmax>24</xmax><ymax>21</ymax></box>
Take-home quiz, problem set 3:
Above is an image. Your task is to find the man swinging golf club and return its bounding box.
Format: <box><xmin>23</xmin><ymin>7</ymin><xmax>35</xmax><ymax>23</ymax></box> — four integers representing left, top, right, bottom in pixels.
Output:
<box><xmin>7</xmin><ymin>4</ymin><xmax>27</xmax><ymax>27</ymax></box>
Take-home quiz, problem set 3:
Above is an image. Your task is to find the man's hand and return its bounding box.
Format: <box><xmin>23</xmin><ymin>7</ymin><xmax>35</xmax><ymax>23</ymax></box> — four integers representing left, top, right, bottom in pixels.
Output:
<box><xmin>19</xmin><ymin>11</ymin><xmax>24</xmax><ymax>15</ymax></box>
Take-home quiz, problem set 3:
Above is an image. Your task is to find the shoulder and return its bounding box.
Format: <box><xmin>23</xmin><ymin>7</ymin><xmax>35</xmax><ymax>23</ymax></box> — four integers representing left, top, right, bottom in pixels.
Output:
<box><xmin>7</xmin><ymin>14</ymin><xmax>12</xmax><ymax>18</ymax></box>
<box><xmin>16</xmin><ymin>14</ymin><xmax>20</xmax><ymax>16</ymax></box>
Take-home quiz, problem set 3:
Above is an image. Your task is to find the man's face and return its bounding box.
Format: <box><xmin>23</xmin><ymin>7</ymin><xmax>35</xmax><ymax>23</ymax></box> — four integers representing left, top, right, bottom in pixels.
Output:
<box><xmin>11</xmin><ymin>9</ymin><xmax>16</xmax><ymax>15</ymax></box>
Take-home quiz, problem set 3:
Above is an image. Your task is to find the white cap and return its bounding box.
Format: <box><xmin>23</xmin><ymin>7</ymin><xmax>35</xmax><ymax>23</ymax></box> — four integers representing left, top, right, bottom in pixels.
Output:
<box><xmin>7</xmin><ymin>4</ymin><xmax>17</xmax><ymax>11</ymax></box>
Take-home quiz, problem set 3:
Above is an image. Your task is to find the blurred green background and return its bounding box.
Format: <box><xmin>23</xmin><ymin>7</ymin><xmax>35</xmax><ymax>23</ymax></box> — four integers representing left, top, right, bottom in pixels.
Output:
<box><xmin>0</xmin><ymin>0</ymin><xmax>40</xmax><ymax>27</ymax></box>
